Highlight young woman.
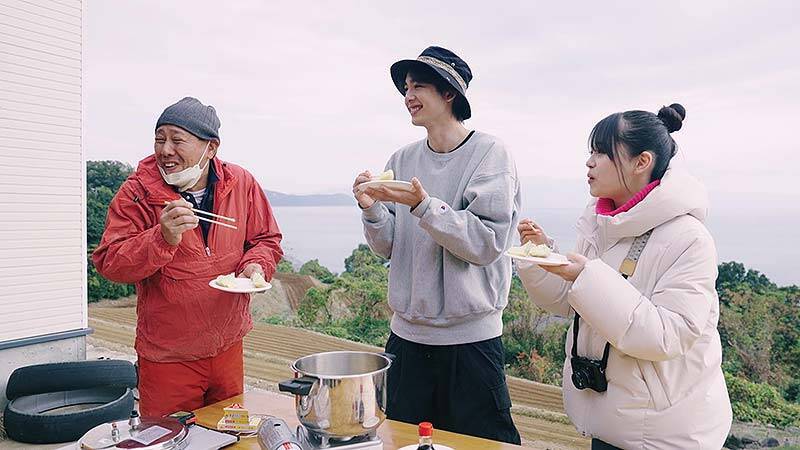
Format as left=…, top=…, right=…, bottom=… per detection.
left=517, top=104, right=732, bottom=449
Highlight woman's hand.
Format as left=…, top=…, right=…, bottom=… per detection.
left=517, top=218, right=549, bottom=245
left=540, top=253, right=589, bottom=282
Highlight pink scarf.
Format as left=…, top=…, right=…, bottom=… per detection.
left=596, top=180, right=661, bottom=217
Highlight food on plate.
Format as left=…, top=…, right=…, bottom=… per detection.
left=508, top=241, right=552, bottom=258
left=251, top=272, right=268, bottom=288
left=215, top=273, right=237, bottom=288
left=373, top=169, right=394, bottom=181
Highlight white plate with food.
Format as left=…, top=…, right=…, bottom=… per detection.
left=356, top=180, right=413, bottom=192
left=356, top=169, right=414, bottom=192
left=505, top=241, right=570, bottom=266
left=209, top=273, right=272, bottom=294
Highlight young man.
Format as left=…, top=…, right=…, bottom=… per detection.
left=352, top=46, right=521, bottom=444
left=93, top=97, right=283, bottom=417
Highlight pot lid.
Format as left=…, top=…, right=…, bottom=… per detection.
left=79, top=417, right=188, bottom=450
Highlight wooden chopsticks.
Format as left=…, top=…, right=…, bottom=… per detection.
left=164, top=201, right=238, bottom=230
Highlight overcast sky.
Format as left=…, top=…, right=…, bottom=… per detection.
left=85, top=1, right=799, bottom=205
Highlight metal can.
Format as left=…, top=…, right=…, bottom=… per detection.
left=257, top=416, right=303, bottom=450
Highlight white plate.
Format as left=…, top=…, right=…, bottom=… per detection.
left=505, top=250, right=570, bottom=266
left=208, top=277, right=272, bottom=294
left=356, top=180, right=414, bottom=192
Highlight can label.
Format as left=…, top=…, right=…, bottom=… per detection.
left=257, top=416, right=303, bottom=450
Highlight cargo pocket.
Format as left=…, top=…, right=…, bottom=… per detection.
left=467, top=338, right=511, bottom=412
left=489, top=380, right=521, bottom=444
left=490, top=382, right=512, bottom=411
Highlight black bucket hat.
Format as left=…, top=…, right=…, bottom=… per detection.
left=390, top=46, right=473, bottom=120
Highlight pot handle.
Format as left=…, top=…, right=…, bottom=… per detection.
left=278, top=376, right=316, bottom=396
left=379, top=352, right=396, bottom=361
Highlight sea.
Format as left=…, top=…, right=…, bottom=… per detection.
left=273, top=205, right=799, bottom=287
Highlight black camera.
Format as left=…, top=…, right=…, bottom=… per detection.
left=570, top=355, right=608, bottom=392
left=570, top=313, right=610, bottom=393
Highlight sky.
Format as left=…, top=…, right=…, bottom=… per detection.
left=85, top=1, right=799, bottom=207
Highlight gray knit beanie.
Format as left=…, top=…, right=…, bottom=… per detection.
left=155, top=97, right=220, bottom=140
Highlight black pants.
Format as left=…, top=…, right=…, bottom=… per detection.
left=592, top=439, right=623, bottom=449
left=385, top=332, right=521, bottom=445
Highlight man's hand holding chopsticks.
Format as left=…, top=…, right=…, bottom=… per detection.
left=160, top=198, right=198, bottom=245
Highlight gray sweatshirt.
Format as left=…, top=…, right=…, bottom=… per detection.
left=362, top=131, right=521, bottom=345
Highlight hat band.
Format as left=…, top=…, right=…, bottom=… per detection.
left=417, top=56, right=467, bottom=92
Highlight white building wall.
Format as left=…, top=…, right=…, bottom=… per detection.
left=0, top=0, right=87, bottom=343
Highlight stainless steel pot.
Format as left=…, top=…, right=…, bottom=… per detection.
left=278, top=351, right=393, bottom=440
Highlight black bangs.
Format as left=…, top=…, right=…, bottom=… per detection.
left=587, top=112, right=622, bottom=160
left=406, top=66, right=444, bottom=90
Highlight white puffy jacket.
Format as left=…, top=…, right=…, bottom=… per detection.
left=518, top=169, right=732, bottom=449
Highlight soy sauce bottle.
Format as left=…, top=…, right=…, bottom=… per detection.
left=417, top=422, right=435, bottom=449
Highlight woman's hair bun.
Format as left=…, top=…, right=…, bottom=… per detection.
left=657, top=103, right=686, bottom=133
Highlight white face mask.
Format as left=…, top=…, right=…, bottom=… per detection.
left=158, top=141, right=210, bottom=192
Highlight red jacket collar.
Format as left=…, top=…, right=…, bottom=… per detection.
left=133, top=155, right=236, bottom=204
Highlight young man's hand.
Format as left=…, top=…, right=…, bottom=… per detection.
left=365, top=177, right=428, bottom=210
left=353, top=171, right=376, bottom=209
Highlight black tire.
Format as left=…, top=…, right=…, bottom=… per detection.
left=3, top=386, right=135, bottom=444
left=5, top=360, right=137, bottom=400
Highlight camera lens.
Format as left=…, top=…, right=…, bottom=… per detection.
left=572, top=370, right=589, bottom=390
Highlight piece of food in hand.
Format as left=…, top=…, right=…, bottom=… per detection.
left=508, top=241, right=552, bottom=258
left=372, top=169, right=394, bottom=181
left=215, top=273, right=237, bottom=288
left=251, top=272, right=268, bottom=288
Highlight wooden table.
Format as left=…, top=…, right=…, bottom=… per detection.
left=194, top=389, right=533, bottom=449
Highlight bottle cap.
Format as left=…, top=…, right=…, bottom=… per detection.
left=419, top=422, right=433, bottom=437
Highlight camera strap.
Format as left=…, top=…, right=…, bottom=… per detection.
left=571, top=230, right=654, bottom=367
left=619, top=230, right=653, bottom=279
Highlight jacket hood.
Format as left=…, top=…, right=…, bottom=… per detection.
left=578, top=168, right=709, bottom=245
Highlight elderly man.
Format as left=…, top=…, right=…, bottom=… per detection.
left=93, top=97, right=283, bottom=417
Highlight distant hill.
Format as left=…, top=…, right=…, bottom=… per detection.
left=265, top=190, right=354, bottom=207
left=264, top=179, right=583, bottom=209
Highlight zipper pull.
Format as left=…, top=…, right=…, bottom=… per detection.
left=205, top=246, right=211, bottom=257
